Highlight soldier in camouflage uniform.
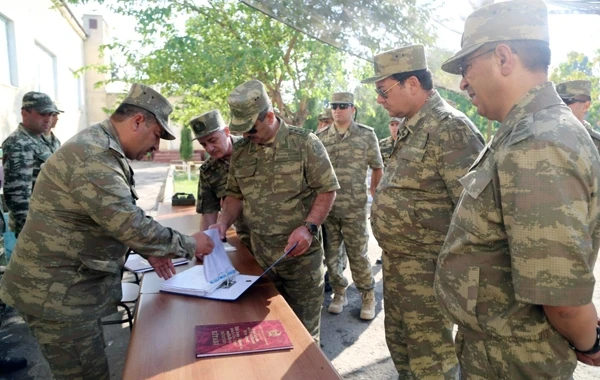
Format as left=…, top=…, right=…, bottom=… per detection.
left=211, top=80, right=339, bottom=343
left=42, top=104, right=63, bottom=152
left=362, top=44, right=484, bottom=379
left=0, top=84, right=215, bottom=380
left=435, top=1, right=600, bottom=378
left=379, top=117, right=402, bottom=166
left=556, top=79, right=600, bottom=151
left=2, top=92, right=59, bottom=237
left=316, top=108, right=333, bottom=133
left=316, top=92, right=382, bottom=320
left=191, top=109, right=251, bottom=249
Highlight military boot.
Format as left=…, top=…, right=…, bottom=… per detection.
left=328, top=287, right=348, bottom=314
left=360, top=289, right=376, bottom=320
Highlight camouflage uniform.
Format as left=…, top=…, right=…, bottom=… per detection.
left=436, top=2, right=600, bottom=379
left=0, top=84, right=193, bottom=380
left=227, top=80, right=339, bottom=342
left=379, top=135, right=395, bottom=166
left=556, top=80, right=600, bottom=152
left=42, top=131, right=61, bottom=152
left=316, top=95, right=382, bottom=305
left=191, top=111, right=251, bottom=248
left=363, top=45, right=484, bottom=379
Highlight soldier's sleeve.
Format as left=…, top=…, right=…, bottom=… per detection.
left=499, top=139, right=596, bottom=306
left=437, top=118, right=484, bottom=204
left=225, top=151, right=243, bottom=199
left=196, top=167, right=221, bottom=214
left=2, top=139, right=34, bottom=235
left=69, top=154, right=196, bottom=259
left=305, top=134, right=340, bottom=193
left=366, top=131, right=384, bottom=169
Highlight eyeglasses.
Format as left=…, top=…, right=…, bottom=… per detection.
left=375, top=81, right=401, bottom=99
left=459, top=47, right=497, bottom=78
left=331, top=103, right=352, bottom=110
left=562, top=97, right=587, bottom=105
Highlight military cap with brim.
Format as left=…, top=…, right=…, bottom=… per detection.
left=189, top=109, right=226, bottom=140
left=361, top=44, right=428, bottom=83
left=556, top=80, right=592, bottom=99
left=121, top=83, right=176, bottom=140
left=389, top=117, right=403, bottom=123
left=52, top=102, right=64, bottom=114
left=441, top=0, right=549, bottom=75
left=318, top=108, right=333, bottom=121
left=330, top=92, right=354, bottom=104
left=21, top=92, right=62, bottom=114
left=228, top=80, right=272, bottom=134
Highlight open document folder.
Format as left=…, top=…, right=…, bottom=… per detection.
left=160, top=229, right=297, bottom=301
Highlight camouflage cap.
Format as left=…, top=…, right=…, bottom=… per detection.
left=227, top=80, right=272, bottom=133
left=361, top=45, right=428, bottom=83
left=52, top=102, right=64, bottom=114
left=189, top=109, right=226, bottom=140
left=318, top=108, right=333, bottom=121
left=442, top=0, right=549, bottom=75
left=330, top=92, right=354, bottom=104
left=556, top=80, right=592, bottom=100
left=121, top=83, right=176, bottom=140
left=21, top=92, right=61, bottom=114
left=389, top=117, right=403, bottom=124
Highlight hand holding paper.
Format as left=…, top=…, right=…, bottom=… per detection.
left=192, top=231, right=214, bottom=260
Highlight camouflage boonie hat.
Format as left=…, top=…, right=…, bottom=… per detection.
left=189, top=110, right=226, bottom=140
left=318, top=108, right=333, bottom=121
left=121, top=83, right=176, bottom=140
left=330, top=92, right=354, bottom=104
left=21, top=92, right=62, bottom=114
left=361, top=45, right=428, bottom=83
left=227, top=80, right=272, bottom=133
left=557, top=80, right=592, bottom=100
left=389, top=117, right=402, bottom=124
left=442, top=0, right=549, bottom=75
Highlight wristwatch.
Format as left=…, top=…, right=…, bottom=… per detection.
left=303, top=221, right=319, bottom=237
left=570, top=326, right=600, bottom=355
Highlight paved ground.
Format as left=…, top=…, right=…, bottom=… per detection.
left=1, top=161, right=600, bottom=379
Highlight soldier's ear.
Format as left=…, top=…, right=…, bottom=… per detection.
left=224, top=127, right=230, bottom=137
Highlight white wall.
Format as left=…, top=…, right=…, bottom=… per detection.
left=0, top=0, right=87, bottom=144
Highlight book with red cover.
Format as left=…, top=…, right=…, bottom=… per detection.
left=195, top=320, right=293, bottom=358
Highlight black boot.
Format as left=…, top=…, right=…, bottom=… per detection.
left=0, top=356, right=27, bottom=374
left=324, top=272, right=332, bottom=293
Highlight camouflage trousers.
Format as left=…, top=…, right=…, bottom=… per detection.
left=383, top=253, right=459, bottom=379
left=234, top=213, right=252, bottom=252
left=251, top=231, right=325, bottom=343
left=22, top=314, right=109, bottom=380
left=323, top=213, right=374, bottom=291
left=455, top=328, right=577, bottom=379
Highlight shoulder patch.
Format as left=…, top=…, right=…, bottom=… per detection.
left=288, top=125, right=311, bottom=137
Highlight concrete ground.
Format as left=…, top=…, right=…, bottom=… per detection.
left=1, top=161, right=600, bottom=379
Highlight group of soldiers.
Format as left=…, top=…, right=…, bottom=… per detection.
left=0, top=0, right=600, bottom=379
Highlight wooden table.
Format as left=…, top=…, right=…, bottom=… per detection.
left=122, top=204, right=341, bottom=380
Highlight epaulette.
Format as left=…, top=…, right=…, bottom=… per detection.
left=288, top=125, right=311, bottom=137
left=315, top=125, right=332, bottom=135
left=355, top=123, right=374, bottom=131
left=200, top=160, right=211, bottom=173
left=431, top=100, right=459, bottom=122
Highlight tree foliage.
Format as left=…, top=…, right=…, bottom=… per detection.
left=179, top=126, right=193, bottom=161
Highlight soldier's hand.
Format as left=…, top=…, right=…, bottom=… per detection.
left=193, top=231, right=214, bottom=260
left=208, top=222, right=228, bottom=240
left=147, top=256, right=176, bottom=279
left=576, top=351, right=600, bottom=366
left=285, top=226, right=312, bottom=257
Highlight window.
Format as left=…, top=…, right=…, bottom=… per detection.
left=34, top=43, right=57, bottom=98
left=67, top=69, right=85, bottom=111
left=0, top=14, right=16, bottom=86
left=89, top=18, right=97, bottom=29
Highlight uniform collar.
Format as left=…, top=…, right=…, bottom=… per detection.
left=403, top=90, right=441, bottom=135
left=17, top=123, right=44, bottom=145
left=99, top=119, right=127, bottom=158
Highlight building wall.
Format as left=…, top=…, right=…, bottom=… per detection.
left=0, top=0, right=88, bottom=144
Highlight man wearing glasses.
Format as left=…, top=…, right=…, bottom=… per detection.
left=361, top=44, right=484, bottom=378
left=211, top=80, right=339, bottom=343
left=557, top=79, right=600, bottom=151
left=435, top=0, right=600, bottom=377
left=316, top=92, right=382, bottom=320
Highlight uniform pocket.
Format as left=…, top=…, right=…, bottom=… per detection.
left=398, top=145, right=426, bottom=163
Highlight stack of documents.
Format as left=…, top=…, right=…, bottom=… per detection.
left=124, top=254, right=188, bottom=273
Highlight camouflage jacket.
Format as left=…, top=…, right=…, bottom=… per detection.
left=0, top=120, right=196, bottom=322
left=2, top=124, right=55, bottom=236
left=435, top=82, right=600, bottom=342
left=226, top=119, right=339, bottom=237
left=379, top=135, right=395, bottom=167
left=196, top=135, right=242, bottom=214
left=42, top=131, right=61, bottom=153
left=316, top=121, right=382, bottom=216
left=582, top=120, right=600, bottom=152
left=371, top=91, right=484, bottom=258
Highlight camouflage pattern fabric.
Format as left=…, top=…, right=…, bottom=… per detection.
left=197, top=135, right=251, bottom=248
left=379, top=135, right=395, bottom=167
left=316, top=121, right=382, bottom=291
left=251, top=231, right=325, bottom=343
left=330, top=92, right=354, bottom=104
left=226, top=119, right=339, bottom=340
left=121, top=83, right=176, bottom=140
left=42, top=131, right=61, bottom=153
left=583, top=120, right=600, bottom=152
left=22, top=314, right=109, bottom=380
left=435, top=82, right=600, bottom=379
left=2, top=123, right=55, bottom=236
left=371, top=91, right=484, bottom=377
left=556, top=79, right=592, bottom=99
left=228, top=80, right=272, bottom=134
left=0, top=119, right=196, bottom=323
left=361, top=44, right=428, bottom=83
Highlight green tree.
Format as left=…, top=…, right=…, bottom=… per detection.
left=179, top=126, right=193, bottom=162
